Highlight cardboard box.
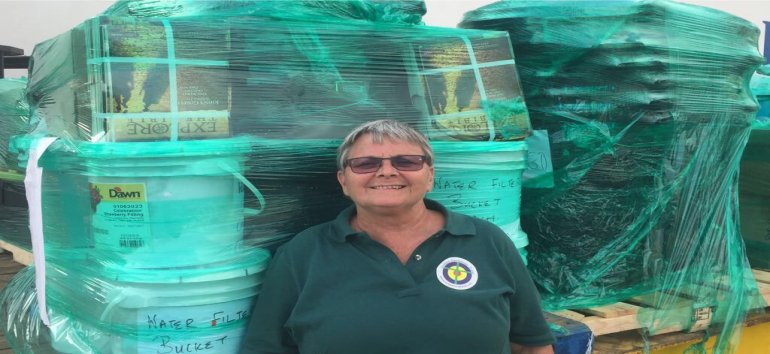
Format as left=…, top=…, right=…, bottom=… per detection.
left=412, top=34, right=532, bottom=141
left=31, top=16, right=528, bottom=142
left=28, top=16, right=231, bottom=142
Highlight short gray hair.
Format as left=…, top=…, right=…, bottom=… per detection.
left=337, top=120, right=434, bottom=170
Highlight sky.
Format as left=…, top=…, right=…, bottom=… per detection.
left=0, top=0, right=767, bottom=78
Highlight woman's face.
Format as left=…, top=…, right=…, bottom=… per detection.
left=337, top=134, right=434, bottom=214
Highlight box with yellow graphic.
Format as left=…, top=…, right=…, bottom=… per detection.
left=27, top=16, right=231, bottom=142
left=413, top=34, right=531, bottom=141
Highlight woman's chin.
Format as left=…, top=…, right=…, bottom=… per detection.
left=358, top=198, right=423, bottom=211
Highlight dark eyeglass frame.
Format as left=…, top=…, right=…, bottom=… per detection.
left=344, top=155, right=428, bottom=174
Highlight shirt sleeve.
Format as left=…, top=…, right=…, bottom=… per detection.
left=240, top=248, right=300, bottom=354
left=500, top=230, right=556, bottom=346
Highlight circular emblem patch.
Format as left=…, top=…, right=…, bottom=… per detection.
left=436, top=257, right=478, bottom=290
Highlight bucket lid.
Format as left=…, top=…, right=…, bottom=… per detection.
left=38, top=137, right=255, bottom=172
left=432, top=140, right=527, bottom=153
left=75, top=136, right=255, bottom=159
left=432, top=141, right=528, bottom=170
left=95, top=248, right=271, bottom=284
left=250, top=137, right=341, bottom=149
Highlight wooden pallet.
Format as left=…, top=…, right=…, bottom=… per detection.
left=588, top=271, right=770, bottom=353
left=550, top=295, right=711, bottom=337
left=549, top=269, right=770, bottom=338
left=0, top=240, right=32, bottom=266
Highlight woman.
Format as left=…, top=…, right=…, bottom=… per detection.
left=240, top=120, right=555, bottom=354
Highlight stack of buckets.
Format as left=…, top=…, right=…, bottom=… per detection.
left=39, top=137, right=271, bottom=353
left=410, top=32, right=533, bottom=263
left=427, top=141, right=530, bottom=263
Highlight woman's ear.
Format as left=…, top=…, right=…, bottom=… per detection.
left=337, top=170, right=349, bottom=196
left=427, top=166, right=435, bottom=192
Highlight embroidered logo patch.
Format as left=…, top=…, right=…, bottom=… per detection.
left=436, top=257, right=478, bottom=290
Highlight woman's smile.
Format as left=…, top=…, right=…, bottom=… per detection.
left=369, top=184, right=406, bottom=190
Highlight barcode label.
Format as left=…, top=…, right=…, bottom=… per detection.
left=120, top=236, right=145, bottom=248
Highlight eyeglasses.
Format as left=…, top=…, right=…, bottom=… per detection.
left=344, top=155, right=428, bottom=174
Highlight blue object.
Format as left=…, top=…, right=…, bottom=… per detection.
left=545, top=312, right=594, bottom=354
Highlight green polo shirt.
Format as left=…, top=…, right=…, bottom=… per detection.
left=240, top=199, right=554, bottom=354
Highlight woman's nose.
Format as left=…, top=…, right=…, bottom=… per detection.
left=377, top=159, right=398, bottom=175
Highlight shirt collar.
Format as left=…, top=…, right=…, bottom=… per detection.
left=330, top=199, right=477, bottom=243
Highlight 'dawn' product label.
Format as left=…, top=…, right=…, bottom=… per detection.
left=90, top=183, right=151, bottom=250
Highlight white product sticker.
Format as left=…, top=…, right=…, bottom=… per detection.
left=90, top=183, right=152, bottom=250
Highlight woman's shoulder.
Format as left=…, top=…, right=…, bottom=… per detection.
left=427, top=199, right=505, bottom=234
left=272, top=220, right=340, bottom=258
left=442, top=206, right=507, bottom=235
left=443, top=209, right=519, bottom=250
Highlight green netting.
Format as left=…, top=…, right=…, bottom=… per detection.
left=7, top=1, right=539, bottom=352
left=461, top=0, right=766, bottom=352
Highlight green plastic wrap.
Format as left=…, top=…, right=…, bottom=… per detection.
left=427, top=141, right=529, bottom=261
left=0, top=78, right=31, bottom=252
left=101, top=0, right=427, bottom=25
left=741, top=69, right=770, bottom=271
left=0, top=78, right=29, bottom=171
left=26, top=14, right=530, bottom=142
left=22, top=2, right=534, bottom=244
left=740, top=129, right=770, bottom=270
left=460, top=0, right=766, bottom=349
left=750, top=68, right=770, bottom=128
left=43, top=249, right=271, bottom=354
left=0, top=267, right=56, bottom=354
left=0, top=179, right=30, bottom=251
left=0, top=256, right=272, bottom=354
left=29, top=136, right=275, bottom=353
left=14, top=1, right=538, bottom=352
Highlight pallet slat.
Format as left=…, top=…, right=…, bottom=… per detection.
left=550, top=310, right=586, bottom=321
left=579, top=302, right=641, bottom=318
left=752, top=269, right=770, bottom=285
left=0, top=240, right=32, bottom=266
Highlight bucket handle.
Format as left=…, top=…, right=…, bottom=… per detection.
left=219, top=161, right=266, bottom=216
left=99, top=290, right=129, bottom=323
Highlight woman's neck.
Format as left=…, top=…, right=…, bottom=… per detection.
left=351, top=203, right=444, bottom=264
left=353, top=203, right=430, bottom=234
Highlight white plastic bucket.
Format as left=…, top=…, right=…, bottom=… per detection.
left=428, top=141, right=529, bottom=263
left=105, top=262, right=267, bottom=354
left=82, top=138, right=263, bottom=268
left=48, top=250, right=270, bottom=354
